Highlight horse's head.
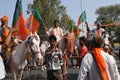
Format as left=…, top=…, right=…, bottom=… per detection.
left=62, top=33, right=76, bottom=56
left=26, top=33, right=43, bottom=66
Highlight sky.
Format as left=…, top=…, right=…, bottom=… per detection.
left=0, top=0, right=120, bottom=29
left=61, top=0, right=120, bottom=26
left=0, top=0, right=33, bottom=27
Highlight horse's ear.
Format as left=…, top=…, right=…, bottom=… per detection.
left=34, top=32, right=38, bottom=36
left=33, top=32, right=40, bottom=42
left=29, top=32, right=33, bottom=36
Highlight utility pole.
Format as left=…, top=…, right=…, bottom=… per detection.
left=80, top=0, right=84, bottom=36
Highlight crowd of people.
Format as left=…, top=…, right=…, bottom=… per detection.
left=43, top=19, right=120, bottom=80
left=0, top=15, right=119, bottom=80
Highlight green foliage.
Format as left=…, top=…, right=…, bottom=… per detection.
left=95, top=4, right=120, bottom=22
left=60, top=14, right=74, bottom=31
left=34, top=0, right=73, bottom=31
left=95, top=4, right=120, bottom=42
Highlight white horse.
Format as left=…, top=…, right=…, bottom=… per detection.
left=10, top=33, right=43, bottom=80
left=40, top=41, right=50, bottom=56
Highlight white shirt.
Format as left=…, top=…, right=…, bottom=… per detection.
left=92, top=28, right=105, bottom=37
left=77, top=50, right=120, bottom=80
left=48, top=27, right=63, bottom=42
left=44, top=48, right=63, bottom=70
left=0, top=45, right=6, bottom=79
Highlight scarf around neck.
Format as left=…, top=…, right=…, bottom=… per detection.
left=93, top=48, right=109, bottom=80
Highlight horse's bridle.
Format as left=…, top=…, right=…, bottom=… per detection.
left=25, top=36, right=40, bottom=56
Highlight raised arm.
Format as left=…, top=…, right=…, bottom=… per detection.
left=85, top=22, right=90, bottom=32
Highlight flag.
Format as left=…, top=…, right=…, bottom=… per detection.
left=12, top=0, right=29, bottom=40
left=25, top=7, right=42, bottom=33
left=77, top=11, right=86, bottom=27
left=25, top=15, right=33, bottom=32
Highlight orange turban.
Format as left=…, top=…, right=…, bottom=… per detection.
left=0, top=15, right=8, bottom=22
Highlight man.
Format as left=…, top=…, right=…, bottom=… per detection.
left=92, top=23, right=105, bottom=37
left=71, top=36, right=88, bottom=68
left=85, top=22, right=95, bottom=51
left=85, top=22, right=105, bottom=51
left=48, top=20, right=63, bottom=42
left=0, top=15, right=13, bottom=62
left=0, top=27, right=18, bottom=79
left=43, top=35, right=64, bottom=80
left=77, top=37, right=120, bottom=80
left=0, top=15, right=9, bottom=41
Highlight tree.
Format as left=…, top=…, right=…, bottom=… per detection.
left=95, top=4, right=120, bottom=42
left=95, top=4, right=120, bottom=22
left=27, top=0, right=74, bottom=41
left=60, top=14, right=74, bottom=32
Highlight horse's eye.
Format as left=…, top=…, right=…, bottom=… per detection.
left=28, top=41, right=33, bottom=46
left=27, top=38, right=32, bottom=44
left=28, top=37, right=32, bottom=40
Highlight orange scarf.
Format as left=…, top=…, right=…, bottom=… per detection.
left=93, top=48, right=109, bottom=80
left=97, top=29, right=101, bottom=37
left=51, top=27, right=62, bottom=37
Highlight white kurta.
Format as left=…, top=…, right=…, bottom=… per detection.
left=92, top=28, right=105, bottom=37
left=77, top=50, right=120, bottom=80
left=48, top=27, right=63, bottom=42
left=0, top=55, right=6, bottom=79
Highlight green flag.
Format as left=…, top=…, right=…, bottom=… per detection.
left=25, top=7, right=43, bottom=33
left=77, top=11, right=86, bottom=26
left=12, top=0, right=29, bottom=40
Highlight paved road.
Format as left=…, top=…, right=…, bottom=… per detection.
left=4, top=66, right=79, bottom=80
left=4, top=60, right=120, bottom=80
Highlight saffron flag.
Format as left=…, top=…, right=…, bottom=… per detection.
left=77, top=11, right=86, bottom=27
left=25, top=7, right=42, bottom=33
left=12, top=0, right=29, bottom=40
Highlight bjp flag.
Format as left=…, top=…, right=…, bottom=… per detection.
left=77, top=11, right=86, bottom=27
left=25, top=7, right=42, bottom=34
left=12, top=0, right=29, bottom=40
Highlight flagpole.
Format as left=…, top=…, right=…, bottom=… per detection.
left=41, top=19, right=47, bottom=30
left=80, top=0, right=83, bottom=13
left=80, top=0, right=84, bottom=34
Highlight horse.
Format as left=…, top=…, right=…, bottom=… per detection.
left=58, top=32, right=76, bottom=79
left=9, top=33, right=43, bottom=80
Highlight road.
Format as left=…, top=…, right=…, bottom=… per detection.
left=4, top=59, right=120, bottom=80
left=4, top=66, right=79, bottom=80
